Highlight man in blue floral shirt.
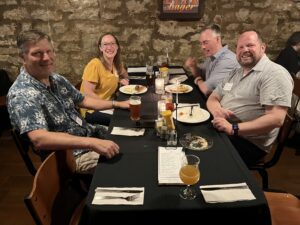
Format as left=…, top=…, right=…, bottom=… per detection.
left=7, top=30, right=129, bottom=174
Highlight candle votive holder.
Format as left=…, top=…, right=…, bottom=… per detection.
left=155, top=77, right=165, bottom=94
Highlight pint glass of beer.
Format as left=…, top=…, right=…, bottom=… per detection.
left=129, top=96, right=141, bottom=121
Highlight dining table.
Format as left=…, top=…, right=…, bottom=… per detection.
left=79, top=66, right=271, bottom=225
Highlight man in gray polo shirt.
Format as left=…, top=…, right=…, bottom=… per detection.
left=207, top=30, right=293, bottom=166
left=185, top=24, right=239, bottom=96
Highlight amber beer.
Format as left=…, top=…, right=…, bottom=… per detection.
left=179, top=165, right=200, bottom=185
left=129, top=96, right=141, bottom=121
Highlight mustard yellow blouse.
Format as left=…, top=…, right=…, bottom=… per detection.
left=80, top=58, right=119, bottom=116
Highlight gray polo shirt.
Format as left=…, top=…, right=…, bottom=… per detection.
left=214, top=54, right=293, bottom=152
left=201, top=45, right=239, bottom=91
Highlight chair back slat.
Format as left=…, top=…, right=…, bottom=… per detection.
left=265, top=114, right=294, bottom=168
left=293, top=77, right=300, bottom=98
left=277, top=113, right=294, bottom=145
left=24, top=150, right=83, bottom=225
left=249, top=113, right=294, bottom=189
left=11, top=129, right=37, bottom=176
left=292, top=77, right=300, bottom=115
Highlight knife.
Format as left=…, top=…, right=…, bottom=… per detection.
left=200, top=183, right=248, bottom=191
left=176, top=104, right=199, bottom=109
left=95, top=188, right=143, bottom=193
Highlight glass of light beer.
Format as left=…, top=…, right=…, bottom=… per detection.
left=129, top=96, right=141, bottom=121
left=179, top=154, right=200, bottom=200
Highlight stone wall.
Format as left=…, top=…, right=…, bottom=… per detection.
left=0, top=0, right=299, bottom=84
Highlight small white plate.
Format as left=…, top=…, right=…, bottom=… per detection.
left=119, top=85, right=147, bottom=95
left=173, top=106, right=210, bottom=123
left=165, top=84, right=193, bottom=94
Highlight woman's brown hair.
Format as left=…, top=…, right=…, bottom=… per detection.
left=98, top=33, right=123, bottom=75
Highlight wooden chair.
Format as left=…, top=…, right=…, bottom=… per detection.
left=265, top=191, right=300, bottom=225
left=0, top=69, right=12, bottom=134
left=249, top=113, right=294, bottom=190
left=24, top=150, right=86, bottom=225
left=11, top=129, right=39, bottom=176
left=291, top=77, right=300, bottom=122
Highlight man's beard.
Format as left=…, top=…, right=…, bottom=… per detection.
left=238, top=53, right=257, bottom=69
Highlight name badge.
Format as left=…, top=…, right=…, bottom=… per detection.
left=75, top=116, right=83, bottom=126
left=223, top=82, right=233, bottom=91
left=70, top=114, right=83, bottom=126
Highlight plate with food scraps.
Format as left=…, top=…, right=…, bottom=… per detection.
left=119, top=85, right=147, bottom=95
left=173, top=106, right=210, bottom=123
left=179, top=133, right=213, bottom=151
left=165, top=84, right=193, bottom=94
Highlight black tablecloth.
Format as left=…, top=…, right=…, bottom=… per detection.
left=79, top=70, right=271, bottom=225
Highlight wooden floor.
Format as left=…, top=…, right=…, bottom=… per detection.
left=0, top=129, right=299, bottom=225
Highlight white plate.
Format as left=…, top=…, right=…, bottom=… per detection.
left=173, top=106, right=210, bottom=123
left=119, top=85, right=147, bottom=95
left=165, top=84, right=193, bottom=94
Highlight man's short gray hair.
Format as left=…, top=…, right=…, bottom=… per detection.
left=17, top=30, right=52, bottom=55
left=201, top=24, right=221, bottom=37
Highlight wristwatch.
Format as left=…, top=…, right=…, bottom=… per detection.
left=232, top=123, right=239, bottom=136
left=112, top=100, right=116, bottom=108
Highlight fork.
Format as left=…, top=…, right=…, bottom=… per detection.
left=98, top=193, right=140, bottom=201
left=189, top=105, right=194, bottom=117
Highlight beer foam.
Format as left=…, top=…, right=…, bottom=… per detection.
left=130, top=99, right=141, bottom=105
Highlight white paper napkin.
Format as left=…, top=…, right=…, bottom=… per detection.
left=200, top=182, right=256, bottom=203
left=111, top=127, right=145, bottom=136
left=99, top=109, right=114, bottom=115
left=92, top=187, right=144, bottom=205
left=158, top=147, right=185, bottom=185
left=169, top=75, right=188, bottom=84
left=168, top=68, right=186, bottom=75
left=128, top=67, right=147, bottom=73
left=128, top=76, right=146, bottom=80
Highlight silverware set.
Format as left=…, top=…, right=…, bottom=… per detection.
left=95, top=189, right=143, bottom=201
left=97, top=193, right=140, bottom=201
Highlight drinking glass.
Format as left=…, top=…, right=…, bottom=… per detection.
left=146, top=64, right=154, bottom=87
left=155, top=77, right=165, bottom=94
left=129, top=96, right=141, bottom=121
left=157, top=99, right=166, bottom=119
left=167, top=130, right=177, bottom=149
left=179, top=154, right=200, bottom=200
left=162, top=92, right=174, bottom=111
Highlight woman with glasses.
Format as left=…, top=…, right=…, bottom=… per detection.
left=80, top=33, right=129, bottom=126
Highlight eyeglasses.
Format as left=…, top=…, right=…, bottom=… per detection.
left=101, top=42, right=117, bottom=48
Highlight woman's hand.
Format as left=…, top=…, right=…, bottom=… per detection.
left=119, top=78, right=129, bottom=86
left=115, top=100, right=130, bottom=109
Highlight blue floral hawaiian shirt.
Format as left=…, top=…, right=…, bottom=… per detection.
left=7, top=67, right=107, bottom=144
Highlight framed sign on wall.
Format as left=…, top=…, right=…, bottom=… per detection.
left=159, top=0, right=205, bottom=20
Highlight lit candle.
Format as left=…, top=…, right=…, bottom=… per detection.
left=155, top=77, right=165, bottom=94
